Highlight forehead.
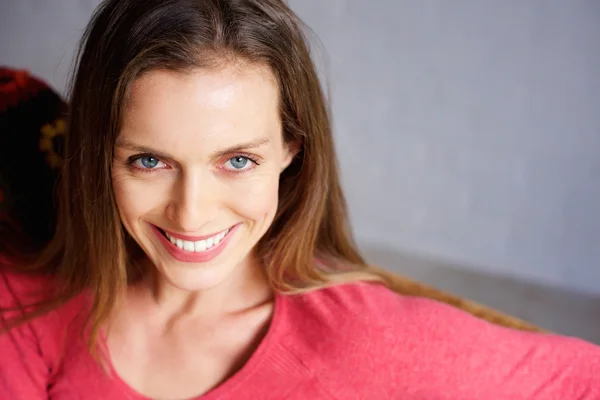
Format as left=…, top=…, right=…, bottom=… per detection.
left=120, top=63, right=281, bottom=149
left=128, top=61, right=278, bottom=104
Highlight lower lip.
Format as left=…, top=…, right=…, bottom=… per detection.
left=151, top=224, right=239, bottom=263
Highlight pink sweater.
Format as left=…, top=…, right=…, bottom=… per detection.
left=1, top=270, right=599, bottom=400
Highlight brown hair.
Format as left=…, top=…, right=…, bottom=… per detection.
left=2, top=0, right=391, bottom=349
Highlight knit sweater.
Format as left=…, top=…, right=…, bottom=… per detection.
left=1, top=270, right=599, bottom=399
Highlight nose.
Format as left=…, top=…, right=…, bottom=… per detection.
left=165, top=171, right=219, bottom=232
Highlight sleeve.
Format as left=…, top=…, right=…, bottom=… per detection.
left=0, top=271, right=50, bottom=399
left=385, top=293, right=600, bottom=399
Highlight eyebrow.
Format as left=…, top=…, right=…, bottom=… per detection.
left=114, top=136, right=272, bottom=160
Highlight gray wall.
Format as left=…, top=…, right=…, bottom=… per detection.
left=0, top=0, right=95, bottom=93
left=1, top=1, right=599, bottom=295
left=289, top=0, right=600, bottom=296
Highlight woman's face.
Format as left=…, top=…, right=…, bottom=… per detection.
left=112, top=63, right=294, bottom=291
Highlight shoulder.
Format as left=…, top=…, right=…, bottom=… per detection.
left=0, top=267, right=87, bottom=333
left=277, top=282, right=424, bottom=397
left=0, top=268, right=54, bottom=310
left=278, top=281, right=600, bottom=398
left=0, top=266, right=84, bottom=329
left=0, top=268, right=89, bottom=374
left=281, top=280, right=460, bottom=342
left=279, top=281, right=465, bottom=353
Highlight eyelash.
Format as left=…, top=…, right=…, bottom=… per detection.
left=126, top=153, right=261, bottom=175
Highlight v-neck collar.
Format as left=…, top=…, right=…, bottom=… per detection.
left=103, top=291, right=311, bottom=400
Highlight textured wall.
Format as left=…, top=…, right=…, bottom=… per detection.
left=1, top=0, right=599, bottom=295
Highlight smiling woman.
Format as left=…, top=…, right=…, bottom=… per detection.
left=1, top=1, right=599, bottom=399
left=111, top=66, right=292, bottom=294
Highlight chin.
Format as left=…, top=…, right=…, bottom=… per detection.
left=157, top=261, right=237, bottom=292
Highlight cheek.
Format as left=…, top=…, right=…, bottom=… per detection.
left=228, top=173, right=280, bottom=221
left=112, top=171, right=167, bottom=221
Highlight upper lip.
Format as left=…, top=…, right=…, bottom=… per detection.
left=155, top=224, right=233, bottom=241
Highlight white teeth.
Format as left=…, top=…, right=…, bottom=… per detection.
left=194, top=240, right=207, bottom=252
left=164, top=228, right=230, bottom=253
left=183, top=241, right=195, bottom=252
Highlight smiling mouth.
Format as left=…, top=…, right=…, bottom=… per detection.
left=156, top=226, right=232, bottom=253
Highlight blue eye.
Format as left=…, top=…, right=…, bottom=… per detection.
left=222, top=155, right=259, bottom=173
left=140, top=156, right=159, bottom=168
left=228, top=156, right=249, bottom=169
left=131, top=155, right=165, bottom=170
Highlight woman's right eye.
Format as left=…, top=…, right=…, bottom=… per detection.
left=131, top=155, right=167, bottom=171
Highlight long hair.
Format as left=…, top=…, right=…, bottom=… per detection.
left=2, top=0, right=391, bottom=349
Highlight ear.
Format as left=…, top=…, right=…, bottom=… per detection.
left=280, top=140, right=301, bottom=172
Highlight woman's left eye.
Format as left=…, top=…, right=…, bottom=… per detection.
left=224, top=156, right=256, bottom=172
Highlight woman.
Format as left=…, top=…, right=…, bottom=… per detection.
left=1, top=0, right=599, bottom=399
